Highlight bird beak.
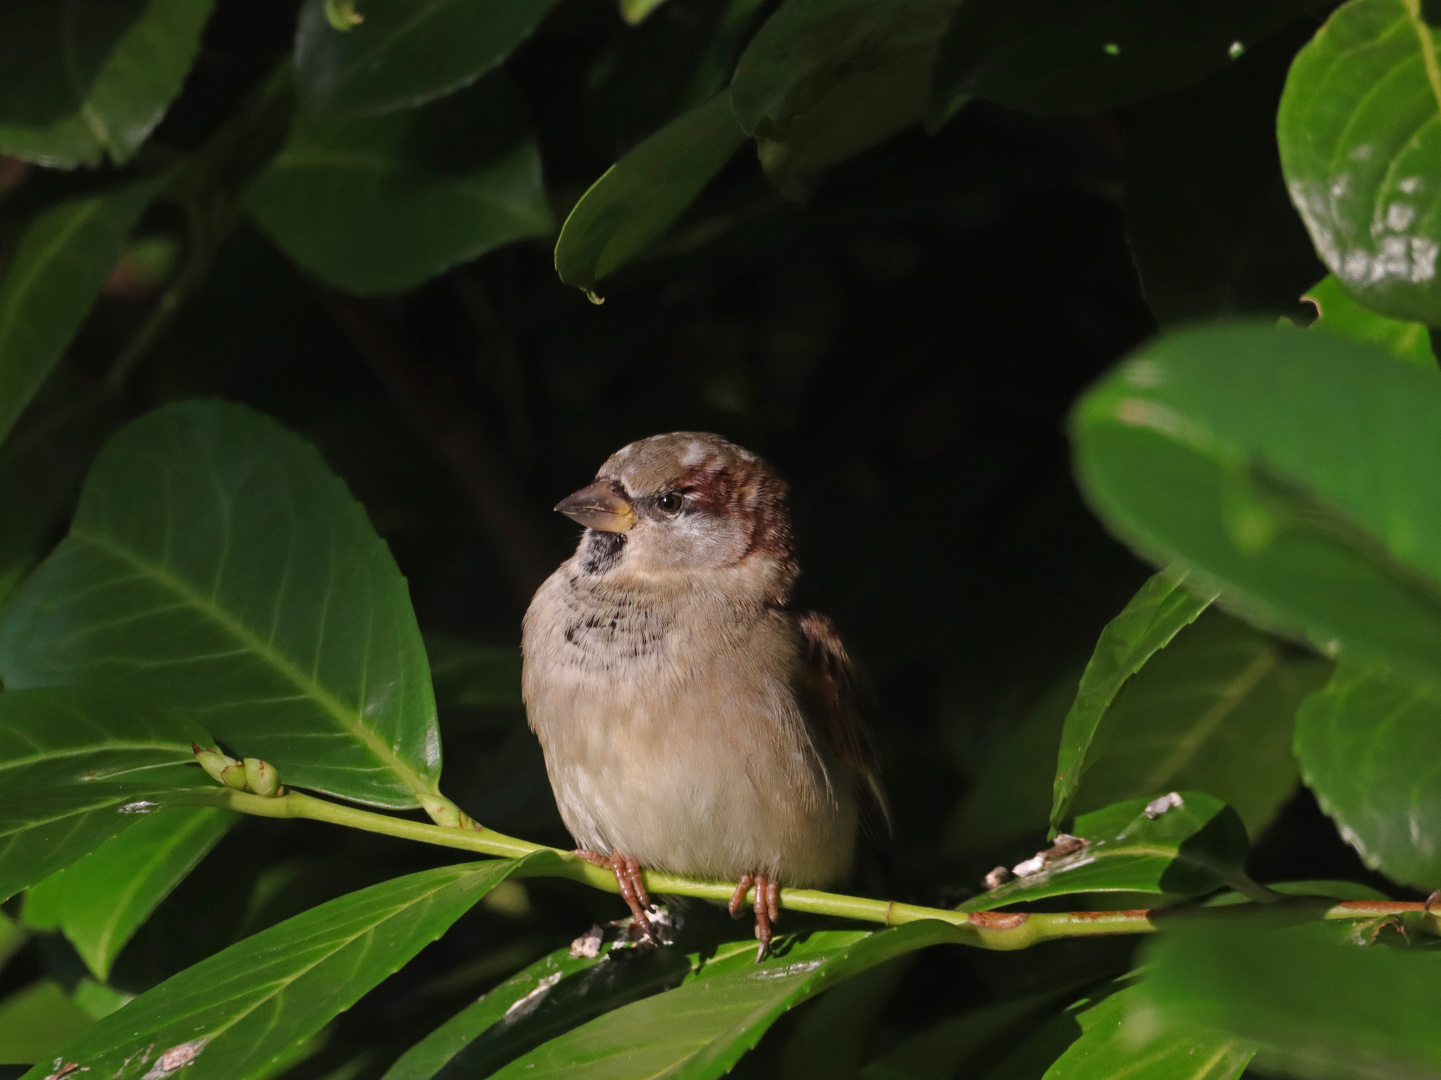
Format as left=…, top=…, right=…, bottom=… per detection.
left=554, top=481, right=637, bottom=533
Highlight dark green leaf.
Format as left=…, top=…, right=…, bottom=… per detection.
left=1137, top=917, right=1441, bottom=1080
left=780, top=960, right=908, bottom=1080
left=931, top=0, right=1315, bottom=118
left=294, top=0, right=560, bottom=117
left=23, top=806, right=236, bottom=981
left=19, top=858, right=553, bottom=1080
left=1123, top=23, right=1324, bottom=327
left=961, top=793, right=1250, bottom=911
left=248, top=74, right=551, bottom=296
left=1070, top=322, right=1441, bottom=688
left=730, top=0, right=953, bottom=197
left=1295, top=663, right=1441, bottom=890
left=1278, top=0, right=1441, bottom=326
left=489, top=924, right=970, bottom=1080
left=0, top=400, right=445, bottom=810
left=1305, top=275, right=1437, bottom=369
left=1045, top=984, right=1253, bottom=1080
left=0, top=0, right=214, bottom=168
left=1049, top=570, right=1215, bottom=833
left=0, top=980, right=93, bottom=1065
left=0, top=688, right=206, bottom=905
left=554, top=92, right=746, bottom=295
left=425, top=633, right=522, bottom=710
left=0, top=913, right=27, bottom=974
left=0, top=179, right=160, bottom=448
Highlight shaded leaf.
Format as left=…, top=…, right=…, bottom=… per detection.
left=931, top=0, right=1315, bottom=118
left=1136, top=917, right=1441, bottom=1080
left=0, top=179, right=161, bottom=448
left=248, top=74, right=552, bottom=295
left=0, top=400, right=444, bottom=809
left=18, top=858, right=554, bottom=1080
left=1049, top=570, right=1215, bottom=833
left=294, top=0, right=560, bottom=117
left=1295, top=663, right=1441, bottom=890
left=0, top=688, right=207, bottom=905
left=425, top=633, right=522, bottom=710
left=1278, top=0, right=1441, bottom=326
left=554, top=92, right=746, bottom=295
left=780, top=960, right=909, bottom=1079
left=961, top=793, right=1250, bottom=912
left=1045, top=984, right=1253, bottom=1080
left=23, top=805, right=236, bottom=981
left=1070, top=322, right=1441, bottom=688
left=0, top=980, right=93, bottom=1065
left=1305, top=275, right=1437, bottom=369
left=0, top=0, right=213, bottom=168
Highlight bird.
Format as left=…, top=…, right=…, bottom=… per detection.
left=521, top=432, right=889, bottom=956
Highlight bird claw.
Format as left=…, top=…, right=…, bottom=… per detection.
left=729, top=872, right=781, bottom=960
left=575, top=849, right=659, bottom=944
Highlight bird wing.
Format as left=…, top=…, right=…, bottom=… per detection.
left=792, top=609, right=892, bottom=868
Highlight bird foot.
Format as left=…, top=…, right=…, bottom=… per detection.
left=575, top=849, right=659, bottom=944
left=729, top=872, right=781, bottom=961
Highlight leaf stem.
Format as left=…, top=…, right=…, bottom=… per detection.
left=189, top=788, right=1441, bottom=949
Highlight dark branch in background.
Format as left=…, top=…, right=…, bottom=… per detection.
left=313, top=285, right=560, bottom=605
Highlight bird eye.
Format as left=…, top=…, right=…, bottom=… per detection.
left=657, top=491, right=684, bottom=514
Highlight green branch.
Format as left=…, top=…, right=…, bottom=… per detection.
left=188, top=788, right=1441, bottom=949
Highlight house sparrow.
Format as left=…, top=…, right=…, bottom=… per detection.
left=522, top=432, right=889, bottom=955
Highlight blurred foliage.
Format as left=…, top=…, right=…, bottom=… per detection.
left=1, top=0, right=1440, bottom=1078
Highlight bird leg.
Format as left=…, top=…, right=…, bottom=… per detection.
left=728, top=872, right=782, bottom=960
left=574, top=849, right=657, bottom=943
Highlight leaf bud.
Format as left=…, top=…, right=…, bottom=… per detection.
left=193, top=744, right=237, bottom=785
left=219, top=762, right=249, bottom=790
left=243, top=757, right=282, bottom=797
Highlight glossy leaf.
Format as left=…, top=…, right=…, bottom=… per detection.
left=961, top=793, right=1250, bottom=911
left=1295, top=663, right=1441, bottom=890
left=489, top=924, right=970, bottom=1080
left=1123, top=25, right=1324, bottom=327
left=384, top=939, right=690, bottom=1080
left=0, top=688, right=207, bottom=905
left=248, top=75, right=551, bottom=295
left=0, top=179, right=160, bottom=448
left=294, top=0, right=560, bottom=117
left=23, top=806, right=236, bottom=981
left=1305, top=275, right=1437, bottom=369
left=931, top=0, right=1315, bottom=118
left=1278, top=0, right=1441, bottom=325
left=1046, top=984, right=1253, bottom=1080
left=0, top=980, right=93, bottom=1065
left=1070, top=322, right=1441, bottom=688
left=17, top=858, right=551, bottom=1080
left=1136, top=917, right=1441, bottom=1080
left=0, top=400, right=444, bottom=809
left=0, top=0, right=214, bottom=168
left=554, top=92, right=746, bottom=295
left=1049, top=570, right=1214, bottom=832
left=730, top=0, right=953, bottom=198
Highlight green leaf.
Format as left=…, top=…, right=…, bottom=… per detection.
left=931, top=0, right=1315, bottom=118
left=383, top=939, right=690, bottom=1080
left=0, top=688, right=207, bottom=905
left=248, top=74, right=552, bottom=296
left=295, top=0, right=561, bottom=117
left=1072, top=610, right=1329, bottom=838
left=0, top=179, right=161, bottom=448
left=1295, top=663, right=1441, bottom=890
left=1045, top=984, right=1253, bottom=1080
left=1049, top=570, right=1215, bottom=833
left=488, top=924, right=970, bottom=1080
left=730, top=0, right=953, bottom=198
left=0, top=0, right=214, bottom=168
left=23, top=806, right=236, bottom=981
left=960, top=793, right=1250, bottom=912
left=1123, top=24, right=1324, bottom=327
left=17, top=858, right=549, bottom=1080
left=1136, top=917, right=1441, bottom=1080
left=1278, top=0, right=1441, bottom=326
left=780, top=960, right=909, bottom=1079
left=0, top=399, right=444, bottom=810
left=0, top=980, right=93, bottom=1065
left=425, top=633, right=521, bottom=710
left=1305, top=275, right=1437, bottom=369
left=1070, top=322, right=1441, bottom=688
left=619, top=0, right=670, bottom=23
left=554, top=92, right=746, bottom=296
